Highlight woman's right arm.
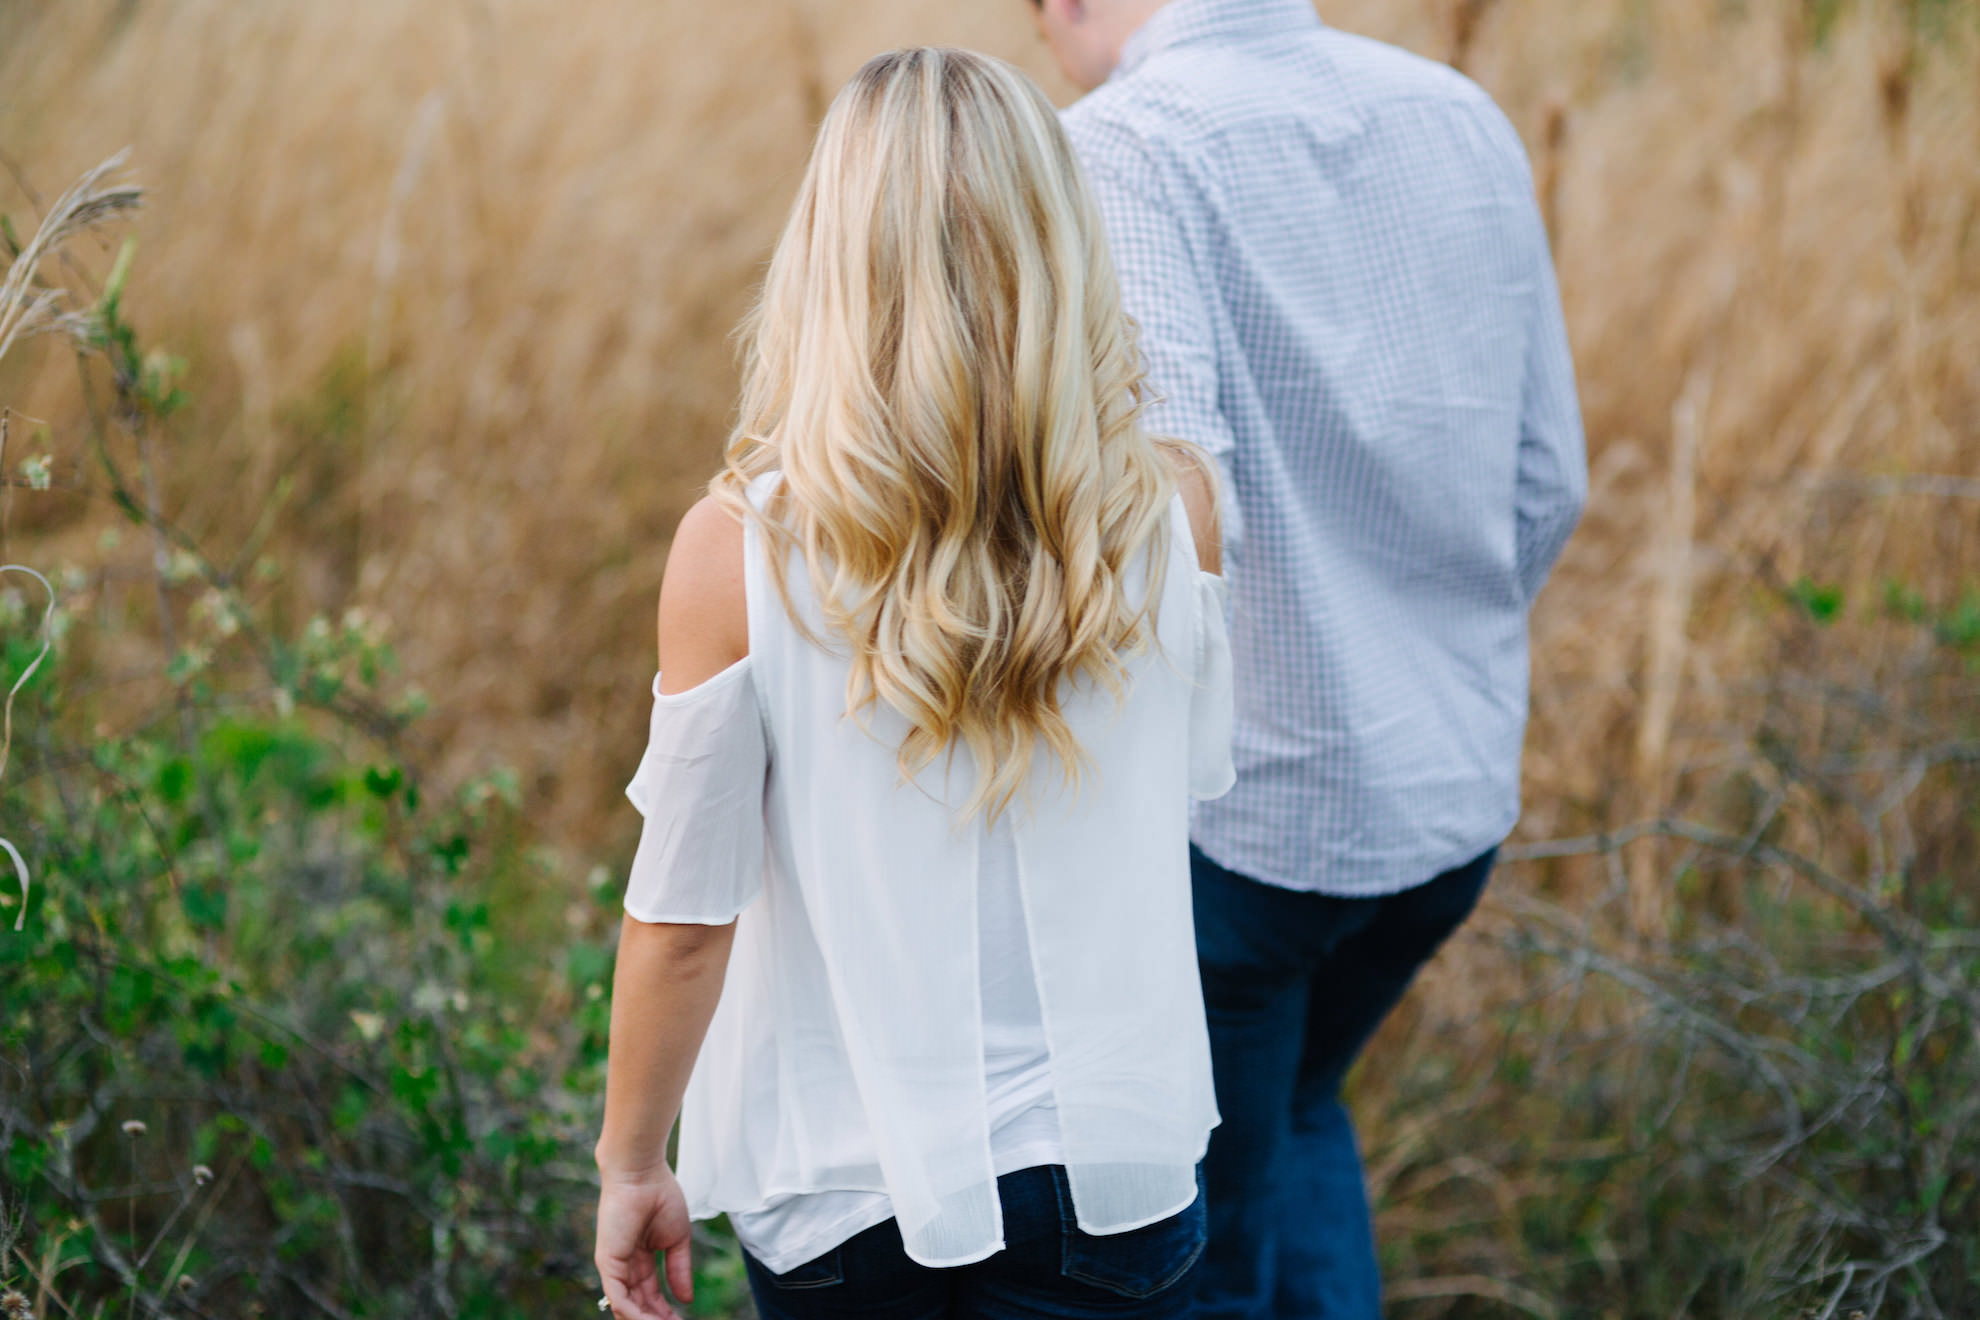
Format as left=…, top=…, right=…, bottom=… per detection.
left=594, top=917, right=736, bottom=1320
left=593, top=496, right=750, bottom=1320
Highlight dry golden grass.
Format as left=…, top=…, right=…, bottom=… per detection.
left=4, top=0, right=1978, bottom=1308
left=4, top=0, right=1975, bottom=987
left=4, top=0, right=1973, bottom=860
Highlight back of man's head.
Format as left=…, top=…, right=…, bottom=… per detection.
left=1027, top=0, right=1173, bottom=94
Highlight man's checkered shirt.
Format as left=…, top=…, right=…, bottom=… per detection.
left=1063, top=0, right=1588, bottom=896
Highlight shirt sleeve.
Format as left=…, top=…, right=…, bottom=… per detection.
left=1189, top=572, right=1237, bottom=801
left=1066, top=113, right=1247, bottom=567
left=1513, top=217, right=1588, bottom=604
left=622, top=661, right=768, bottom=924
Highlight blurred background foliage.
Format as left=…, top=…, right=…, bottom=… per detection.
left=1, top=0, right=1976, bottom=1316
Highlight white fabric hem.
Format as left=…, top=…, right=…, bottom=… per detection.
left=1189, top=769, right=1238, bottom=802
left=621, top=902, right=747, bottom=927
left=1071, top=1181, right=1199, bottom=1238
left=644, top=658, right=752, bottom=708
left=733, top=1197, right=895, bottom=1276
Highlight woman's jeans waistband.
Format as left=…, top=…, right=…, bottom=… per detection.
left=743, top=1164, right=1207, bottom=1319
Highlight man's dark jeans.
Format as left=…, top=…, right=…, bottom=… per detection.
left=744, top=1164, right=1207, bottom=1319
left=1190, top=844, right=1495, bottom=1320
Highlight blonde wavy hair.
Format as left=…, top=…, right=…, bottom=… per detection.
left=714, top=46, right=1192, bottom=821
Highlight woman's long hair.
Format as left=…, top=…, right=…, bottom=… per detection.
left=713, top=47, right=1185, bottom=822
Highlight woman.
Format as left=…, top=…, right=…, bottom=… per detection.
left=593, top=47, right=1233, bottom=1320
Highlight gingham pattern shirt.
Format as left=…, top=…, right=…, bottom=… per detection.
left=1064, top=0, right=1587, bottom=895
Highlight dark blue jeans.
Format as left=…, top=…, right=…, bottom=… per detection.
left=743, top=1165, right=1207, bottom=1319
left=1191, top=845, right=1495, bottom=1320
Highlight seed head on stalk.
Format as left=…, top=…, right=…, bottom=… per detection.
left=0, top=149, right=142, bottom=365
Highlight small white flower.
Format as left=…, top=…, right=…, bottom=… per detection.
left=193, top=588, right=240, bottom=638
left=120, top=1120, right=147, bottom=1137
left=192, top=1164, right=214, bottom=1186
left=411, top=982, right=449, bottom=1015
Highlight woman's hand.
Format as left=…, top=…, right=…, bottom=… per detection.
left=592, top=916, right=737, bottom=1318
left=595, top=1166, right=695, bottom=1320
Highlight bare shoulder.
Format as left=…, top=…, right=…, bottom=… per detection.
left=656, top=494, right=748, bottom=694
left=1160, top=442, right=1222, bottom=575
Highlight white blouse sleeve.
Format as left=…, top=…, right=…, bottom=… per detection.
left=1190, top=571, right=1237, bottom=801
left=622, top=660, right=768, bottom=924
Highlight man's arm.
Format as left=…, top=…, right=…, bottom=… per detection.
left=1513, top=225, right=1587, bottom=605
left=1067, top=115, right=1246, bottom=566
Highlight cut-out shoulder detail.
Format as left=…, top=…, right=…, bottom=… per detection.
left=658, top=495, right=749, bottom=695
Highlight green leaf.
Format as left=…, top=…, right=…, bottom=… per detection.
left=567, top=941, right=612, bottom=991
left=363, top=764, right=405, bottom=799
left=155, top=756, right=194, bottom=805
left=433, top=833, right=471, bottom=874
left=101, top=235, right=138, bottom=314
left=1787, top=576, right=1844, bottom=624
left=5, top=1133, right=49, bottom=1185
left=445, top=900, right=490, bottom=946
left=332, top=1083, right=369, bottom=1134
left=1883, top=577, right=1929, bottom=623
left=1936, top=590, right=1980, bottom=651
left=181, top=881, right=227, bottom=930
left=389, top=1064, right=441, bottom=1112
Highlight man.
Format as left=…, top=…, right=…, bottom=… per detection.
left=1028, top=0, right=1588, bottom=1315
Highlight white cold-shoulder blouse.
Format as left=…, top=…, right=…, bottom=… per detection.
left=622, top=473, right=1235, bottom=1270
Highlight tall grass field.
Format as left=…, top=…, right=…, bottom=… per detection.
left=1, top=0, right=1976, bottom=1316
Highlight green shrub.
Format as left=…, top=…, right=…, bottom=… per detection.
left=1, top=650, right=615, bottom=1317
left=0, top=172, right=756, bottom=1318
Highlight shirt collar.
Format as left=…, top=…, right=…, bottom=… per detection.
left=1115, top=0, right=1324, bottom=79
